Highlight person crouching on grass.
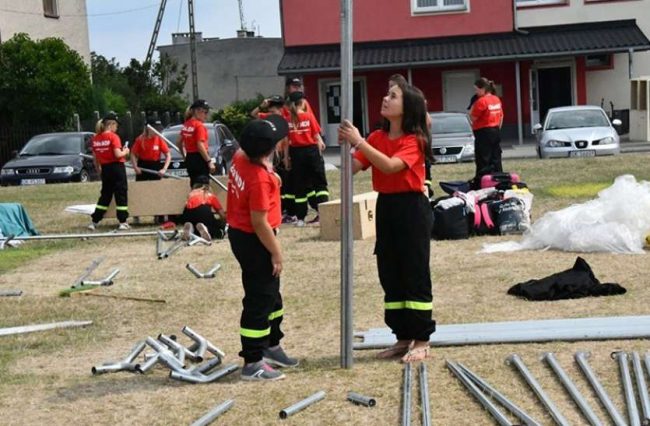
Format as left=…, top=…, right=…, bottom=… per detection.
left=338, top=80, right=435, bottom=363
left=227, top=114, right=299, bottom=381
left=179, top=175, right=226, bottom=242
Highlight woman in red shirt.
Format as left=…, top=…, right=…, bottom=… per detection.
left=131, top=118, right=171, bottom=181
left=470, top=77, right=504, bottom=183
left=226, top=115, right=298, bottom=381
left=89, top=113, right=130, bottom=230
left=338, top=80, right=435, bottom=363
left=178, top=99, right=215, bottom=187
left=179, top=175, right=226, bottom=242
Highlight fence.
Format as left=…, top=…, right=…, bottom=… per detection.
left=0, top=111, right=184, bottom=167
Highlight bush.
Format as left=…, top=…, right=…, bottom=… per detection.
left=212, top=95, right=265, bottom=138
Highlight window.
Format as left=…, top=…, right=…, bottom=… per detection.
left=516, top=0, right=566, bottom=7
left=43, top=0, right=59, bottom=18
left=585, top=54, right=613, bottom=69
left=412, top=0, right=468, bottom=14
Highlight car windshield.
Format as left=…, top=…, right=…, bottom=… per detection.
left=163, top=128, right=217, bottom=160
left=20, top=134, right=80, bottom=156
left=430, top=115, right=471, bottom=135
left=546, top=110, right=610, bottom=130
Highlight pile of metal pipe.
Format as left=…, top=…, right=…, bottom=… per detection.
left=354, top=315, right=650, bottom=349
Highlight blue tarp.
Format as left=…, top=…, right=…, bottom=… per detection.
left=0, top=203, right=39, bottom=237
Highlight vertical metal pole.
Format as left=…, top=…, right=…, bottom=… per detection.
left=339, top=0, right=354, bottom=369
left=419, top=363, right=431, bottom=426
left=402, top=362, right=412, bottom=426
left=188, top=0, right=199, bottom=101
left=631, top=352, right=650, bottom=424
left=515, top=61, right=524, bottom=145
left=73, top=113, right=81, bottom=131
left=629, top=48, right=634, bottom=79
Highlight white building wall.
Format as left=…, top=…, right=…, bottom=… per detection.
left=517, top=0, right=650, bottom=111
left=0, top=0, right=90, bottom=65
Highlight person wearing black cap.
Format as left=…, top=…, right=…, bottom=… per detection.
left=283, top=90, right=329, bottom=226
left=131, top=118, right=171, bottom=181
left=226, top=114, right=298, bottom=381
left=284, top=76, right=313, bottom=115
left=179, top=174, right=226, bottom=242
left=179, top=99, right=215, bottom=187
left=88, top=113, right=131, bottom=231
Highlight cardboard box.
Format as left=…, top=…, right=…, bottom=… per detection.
left=319, top=192, right=377, bottom=241
left=104, top=177, right=228, bottom=218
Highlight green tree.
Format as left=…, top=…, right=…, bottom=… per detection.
left=0, top=33, right=91, bottom=127
left=213, top=95, right=265, bottom=137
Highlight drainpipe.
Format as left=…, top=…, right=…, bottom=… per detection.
left=629, top=48, right=634, bottom=79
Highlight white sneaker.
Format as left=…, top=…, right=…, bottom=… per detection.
left=87, top=222, right=97, bottom=231
left=295, top=220, right=305, bottom=228
left=196, top=222, right=212, bottom=242
left=182, top=222, right=194, bottom=241
left=117, top=223, right=130, bottom=230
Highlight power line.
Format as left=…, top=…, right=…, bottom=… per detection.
left=0, top=3, right=160, bottom=18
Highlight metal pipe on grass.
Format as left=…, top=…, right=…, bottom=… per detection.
left=82, top=268, right=120, bottom=286
left=182, top=326, right=209, bottom=361
left=279, top=391, right=326, bottom=419
left=92, top=340, right=146, bottom=375
left=402, top=362, right=412, bottom=426
left=447, top=360, right=513, bottom=426
left=456, top=362, right=540, bottom=426
left=190, top=400, right=234, bottom=426
left=575, top=352, right=627, bottom=426
left=0, top=290, right=23, bottom=297
left=2, top=230, right=172, bottom=242
left=169, top=363, right=238, bottom=384
left=144, top=337, right=185, bottom=371
left=186, top=263, right=221, bottom=279
left=612, top=351, right=641, bottom=426
left=419, top=363, right=431, bottom=426
left=347, top=392, right=376, bottom=407
left=542, top=352, right=603, bottom=426
left=631, top=352, right=650, bottom=425
left=189, top=356, right=223, bottom=375
left=506, top=354, right=569, bottom=426
left=158, top=334, right=186, bottom=365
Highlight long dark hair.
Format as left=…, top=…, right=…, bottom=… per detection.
left=382, top=81, right=433, bottom=162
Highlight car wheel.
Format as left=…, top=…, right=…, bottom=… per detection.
left=79, top=169, right=90, bottom=183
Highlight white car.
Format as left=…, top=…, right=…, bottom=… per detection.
left=534, top=106, right=621, bottom=159
left=429, top=112, right=475, bottom=163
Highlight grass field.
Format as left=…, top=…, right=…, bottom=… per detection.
left=1, top=153, right=650, bottom=425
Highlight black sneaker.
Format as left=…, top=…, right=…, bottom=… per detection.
left=263, top=346, right=299, bottom=368
left=241, top=360, right=285, bottom=381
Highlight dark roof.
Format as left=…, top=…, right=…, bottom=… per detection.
left=278, top=20, right=650, bottom=74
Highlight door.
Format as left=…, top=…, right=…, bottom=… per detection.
left=443, top=70, right=479, bottom=112
left=531, top=66, right=573, bottom=126
left=321, top=80, right=366, bottom=147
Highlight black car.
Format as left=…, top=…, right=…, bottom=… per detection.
left=0, top=132, right=98, bottom=186
left=162, top=121, right=239, bottom=177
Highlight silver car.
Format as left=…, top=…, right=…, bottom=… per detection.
left=429, top=112, right=475, bottom=163
left=534, top=106, right=621, bottom=159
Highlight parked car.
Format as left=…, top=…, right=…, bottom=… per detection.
left=0, top=132, right=98, bottom=186
left=534, top=106, right=621, bottom=159
left=429, top=112, right=475, bottom=163
left=161, top=121, right=239, bottom=177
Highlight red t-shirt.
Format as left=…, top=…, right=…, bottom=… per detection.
left=180, top=118, right=208, bottom=153
left=226, top=150, right=281, bottom=233
left=471, top=94, right=503, bottom=130
left=131, top=134, right=169, bottom=161
left=353, top=131, right=425, bottom=194
left=186, top=188, right=223, bottom=212
left=92, top=131, right=124, bottom=165
left=281, top=109, right=321, bottom=147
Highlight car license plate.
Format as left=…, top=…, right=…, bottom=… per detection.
left=21, top=178, right=46, bottom=185
left=435, top=155, right=458, bottom=163
left=167, top=169, right=188, bottom=177
left=569, top=150, right=595, bottom=158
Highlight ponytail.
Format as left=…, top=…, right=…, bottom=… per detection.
left=289, top=100, right=301, bottom=129
left=95, top=119, right=105, bottom=134
left=184, top=107, right=192, bottom=121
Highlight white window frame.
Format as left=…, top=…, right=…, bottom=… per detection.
left=411, top=0, right=468, bottom=14
left=516, top=0, right=566, bottom=7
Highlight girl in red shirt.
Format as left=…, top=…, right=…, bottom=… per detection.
left=89, top=113, right=130, bottom=230
left=178, top=99, right=215, bottom=187
left=226, top=115, right=298, bottom=381
left=131, top=118, right=171, bottom=181
left=338, top=80, right=435, bottom=363
left=470, top=77, right=504, bottom=183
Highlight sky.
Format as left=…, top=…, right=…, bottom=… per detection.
left=86, top=0, right=281, bottom=67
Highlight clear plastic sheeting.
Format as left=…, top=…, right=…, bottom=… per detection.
left=482, top=175, right=650, bottom=254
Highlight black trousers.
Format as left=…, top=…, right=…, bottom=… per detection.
left=375, top=192, right=435, bottom=342
left=186, top=152, right=209, bottom=188
left=135, top=159, right=162, bottom=181
left=288, top=145, right=329, bottom=220
left=91, top=162, right=128, bottom=224
left=180, top=205, right=225, bottom=238
left=228, top=227, right=284, bottom=363
left=473, top=127, right=503, bottom=178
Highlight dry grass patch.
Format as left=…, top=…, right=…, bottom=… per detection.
left=1, top=153, right=650, bottom=425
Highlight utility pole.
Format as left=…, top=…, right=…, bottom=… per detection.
left=145, top=0, right=168, bottom=67
left=188, top=0, right=199, bottom=101
left=237, top=0, right=246, bottom=30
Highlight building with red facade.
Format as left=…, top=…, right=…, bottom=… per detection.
left=277, top=0, right=650, bottom=145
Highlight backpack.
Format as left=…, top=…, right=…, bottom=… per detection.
left=490, top=197, right=530, bottom=235
left=431, top=197, right=470, bottom=240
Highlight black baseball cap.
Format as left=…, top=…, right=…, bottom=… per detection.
left=285, top=76, right=303, bottom=87
left=102, top=112, right=119, bottom=124
left=190, top=99, right=210, bottom=110
left=267, top=95, right=285, bottom=107
left=239, top=115, right=289, bottom=159
left=288, top=91, right=304, bottom=103
left=146, top=117, right=162, bottom=126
